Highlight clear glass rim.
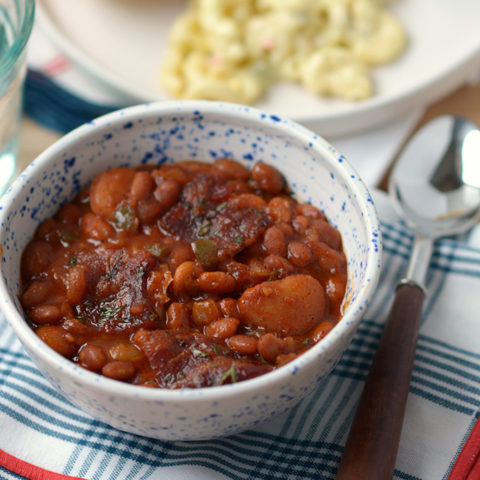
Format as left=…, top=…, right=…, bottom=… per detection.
left=0, top=0, right=35, bottom=76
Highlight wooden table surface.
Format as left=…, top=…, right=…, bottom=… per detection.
left=18, top=81, right=480, bottom=191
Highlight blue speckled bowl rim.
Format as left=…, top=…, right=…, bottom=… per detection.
left=0, top=100, right=382, bottom=402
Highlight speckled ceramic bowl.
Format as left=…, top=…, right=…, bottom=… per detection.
left=0, top=101, right=382, bottom=441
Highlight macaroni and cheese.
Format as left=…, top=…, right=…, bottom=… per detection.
left=160, top=0, right=406, bottom=104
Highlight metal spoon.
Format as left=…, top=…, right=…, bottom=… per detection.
left=337, top=115, right=480, bottom=480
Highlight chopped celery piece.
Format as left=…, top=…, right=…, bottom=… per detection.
left=192, top=238, right=217, bottom=267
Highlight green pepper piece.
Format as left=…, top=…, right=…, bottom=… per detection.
left=114, top=203, right=138, bottom=232
left=146, top=243, right=167, bottom=257
left=192, top=239, right=217, bottom=268
left=58, top=230, right=78, bottom=247
left=220, top=364, right=237, bottom=384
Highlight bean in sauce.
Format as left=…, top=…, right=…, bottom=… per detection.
left=20, top=159, right=347, bottom=388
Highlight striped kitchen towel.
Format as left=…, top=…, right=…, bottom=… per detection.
left=1, top=219, right=480, bottom=480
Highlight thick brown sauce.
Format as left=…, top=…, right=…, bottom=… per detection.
left=20, top=159, right=347, bottom=388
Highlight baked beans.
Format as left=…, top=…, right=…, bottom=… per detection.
left=20, top=160, right=347, bottom=388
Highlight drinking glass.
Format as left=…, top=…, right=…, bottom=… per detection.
left=0, top=0, right=35, bottom=195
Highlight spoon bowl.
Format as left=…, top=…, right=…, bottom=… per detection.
left=389, top=115, right=480, bottom=238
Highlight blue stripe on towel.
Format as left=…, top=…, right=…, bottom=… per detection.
left=24, top=69, right=123, bottom=134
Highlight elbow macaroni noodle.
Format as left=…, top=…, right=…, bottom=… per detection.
left=160, top=0, right=407, bottom=104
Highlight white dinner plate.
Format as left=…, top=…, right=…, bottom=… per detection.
left=36, top=0, right=480, bottom=138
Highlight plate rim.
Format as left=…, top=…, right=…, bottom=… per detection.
left=35, top=0, right=480, bottom=137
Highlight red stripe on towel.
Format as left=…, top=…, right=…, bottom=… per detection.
left=42, top=55, right=71, bottom=75
left=0, top=449, right=86, bottom=480
left=449, top=416, right=480, bottom=480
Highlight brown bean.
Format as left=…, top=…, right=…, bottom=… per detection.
left=311, top=321, right=334, bottom=342
left=102, top=361, right=136, bottom=382
left=292, top=215, right=310, bottom=235
left=137, top=379, right=159, bottom=388
left=135, top=198, right=163, bottom=224
left=257, top=333, right=287, bottom=363
left=152, top=165, right=188, bottom=185
left=62, top=317, right=88, bottom=335
left=251, top=162, right=284, bottom=194
left=296, top=203, right=324, bottom=219
left=154, top=179, right=181, bottom=210
left=65, top=265, right=87, bottom=304
left=204, top=317, right=239, bottom=339
left=276, top=353, right=297, bottom=367
left=59, top=301, right=74, bottom=319
left=192, top=299, right=219, bottom=326
left=133, top=328, right=176, bottom=355
left=56, top=203, right=82, bottom=224
left=22, top=281, right=52, bottom=308
left=308, top=241, right=347, bottom=274
left=223, top=261, right=251, bottom=289
left=247, top=258, right=271, bottom=283
left=238, top=274, right=326, bottom=335
left=214, top=158, right=250, bottom=180
left=227, top=335, right=258, bottom=355
left=177, top=160, right=212, bottom=175
left=168, top=244, right=194, bottom=270
left=152, top=164, right=188, bottom=185
left=307, top=219, right=342, bottom=250
left=90, top=167, right=136, bottom=220
left=21, top=241, right=54, bottom=278
left=225, top=179, right=251, bottom=195
left=276, top=221, right=294, bottom=238
left=108, top=343, right=145, bottom=362
left=130, top=171, right=155, bottom=203
left=263, top=226, right=287, bottom=257
left=81, top=212, right=114, bottom=240
left=36, top=325, right=76, bottom=358
left=198, top=271, right=236, bottom=295
left=79, top=344, right=107, bottom=372
left=217, top=298, right=239, bottom=318
left=263, top=254, right=295, bottom=277
left=156, top=235, right=176, bottom=251
left=287, top=241, right=313, bottom=267
left=268, top=197, right=292, bottom=223
left=129, top=303, right=147, bottom=315
left=29, top=305, right=63, bottom=325
left=167, top=302, right=190, bottom=330
left=324, top=275, right=348, bottom=312
left=228, top=193, right=267, bottom=210
left=36, top=218, right=58, bottom=240
left=49, top=293, right=68, bottom=305
left=172, top=261, right=200, bottom=295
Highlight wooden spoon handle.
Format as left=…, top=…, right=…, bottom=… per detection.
left=336, top=282, right=425, bottom=480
